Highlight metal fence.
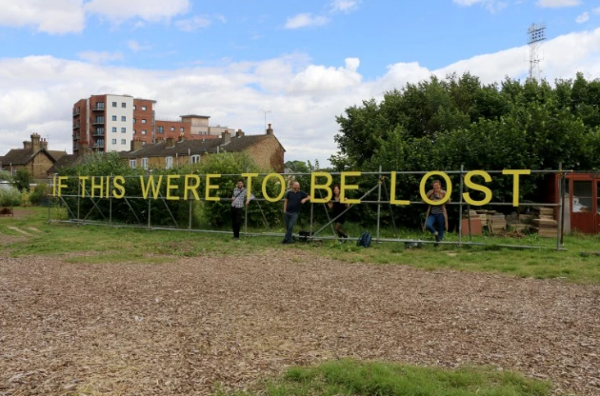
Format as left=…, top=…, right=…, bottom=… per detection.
left=47, top=167, right=569, bottom=251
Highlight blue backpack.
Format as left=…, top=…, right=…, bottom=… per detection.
left=357, top=231, right=372, bottom=247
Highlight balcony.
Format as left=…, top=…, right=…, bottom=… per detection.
left=73, top=122, right=81, bottom=129
left=92, top=104, right=105, bottom=111
left=73, top=108, right=81, bottom=117
left=73, top=134, right=81, bottom=140
left=92, top=118, right=105, bottom=125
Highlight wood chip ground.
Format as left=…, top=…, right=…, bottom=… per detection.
left=1, top=251, right=599, bottom=395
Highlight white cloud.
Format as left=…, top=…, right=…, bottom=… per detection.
left=175, top=15, right=212, bottom=32
left=127, top=40, right=151, bottom=52
left=84, top=0, right=190, bottom=23
left=593, top=7, right=600, bottom=15
left=330, top=0, right=361, bottom=13
left=536, top=0, right=581, bottom=8
left=77, top=51, right=124, bottom=64
left=285, top=13, right=329, bottom=29
left=0, top=0, right=85, bottom=34
left=1, top=28, right=600, bottom=166
left=576, top=12, right=589, bottom=23
left=452, top=0, right=507, bottom=12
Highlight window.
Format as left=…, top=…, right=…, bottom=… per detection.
left=170, top=126, right=175, bottom=132
left=121, top=116, right=126, bottom=122
left=121, top=127, right=126, bottom=133
left=157, top=126, right=164, bottom=133
left=180, top=127, right=185, bottom=133
left=112, top=102, right=117, bottom=107
left=95, top=116, right=104, bottom=123
left=121, top=102, right=126, bottom=108
left=133, top=129, right=136, bottom=135
left=111, top=139, right=117, bottom=144
left=142, top=106, right=147, bottom=111
left=133, top=105, right=136, bottom=110
left=95, top=102, right=105, bottom=110
left=112, top=115, right=117, bottom=121
left=129, top=159, right=136, bottom=168
left=190, top=154, right=200, bottom=164
left=141, top=158, right=148, bottom=170
left=121, top=139, right=126, bottom=145
left=112, top=127, right=117, bottom=132
left=165, top=156, right=173, bottom=169
left=141, top=130, right=147, bottom=135
left=141, top=119, right=147, bottom=124
left=133, top=118, right=136, bottom=124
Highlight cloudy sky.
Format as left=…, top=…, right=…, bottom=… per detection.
left=0, top=0, right=599, bottom=166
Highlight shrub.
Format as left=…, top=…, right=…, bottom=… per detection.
left=20, top=190, right=32, bottom=207
left=30, top=183, right=49, bottom=205
left=13, top=169, right=32, bottom=192
left=0, top=186, right=22, bottom=207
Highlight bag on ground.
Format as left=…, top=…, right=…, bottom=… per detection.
left=357, top=231, right=372, bottom=247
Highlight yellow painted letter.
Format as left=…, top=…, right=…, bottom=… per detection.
left=140, top=175, right=163, bottom=199
left=79, top=176, right=89, bottom=197
left=205, top=174, right=221, bottom=201
left=310, top=172, right=333, bottom=203
left=112, top=176, right=125, bottom=199
left=420, top=171, right=452, bottom=205
left=389, top=172, right=410, bottom=205
left=242, top=173, right=259, bottom=203
left=502, top=169, right=531, bottom=207
left=166, top=175, right=180, bottom=200
left=57, top=176, right=68, bottom=197
left=340, top=172, right=361, bottom=204
left=184, top=174, right=201, bottom=200
left=463, top=171, right=492, bottom=206
left=262, top=173, right=285, bottom=202
left=90, top=176, right=104, bottom=198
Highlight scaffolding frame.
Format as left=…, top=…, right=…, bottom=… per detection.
left=47, top=167, right=569, bottom=251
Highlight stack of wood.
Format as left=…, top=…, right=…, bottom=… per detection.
left=530, top=206, right=557, bottom=237
left=506, top=212, right=528, bottom=232
left=487, top=213, right=507, bottom=234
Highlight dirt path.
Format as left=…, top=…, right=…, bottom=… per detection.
left=1, top=251, right=599, bottom=395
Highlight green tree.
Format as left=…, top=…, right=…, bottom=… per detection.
left=13, top=169, right=32, bottom=192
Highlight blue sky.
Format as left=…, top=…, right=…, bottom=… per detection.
left=1, top=0, right=599, bottom=165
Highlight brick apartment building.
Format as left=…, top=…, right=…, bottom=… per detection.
left=72, top=94, right=234, bottom=156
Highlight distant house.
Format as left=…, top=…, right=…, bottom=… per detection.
left=121, top=124, right=285, bottom=172
left=0, top=133, right=67, bottom=179
left=46, top=154, right=80, bottom=176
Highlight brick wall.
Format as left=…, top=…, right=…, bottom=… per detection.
left=242, top=136, right=285, bottom=172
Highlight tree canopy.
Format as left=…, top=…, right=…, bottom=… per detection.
left=332, top=72, right=600, bottom=173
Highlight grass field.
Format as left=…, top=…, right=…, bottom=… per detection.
left=2, top=207, right=600, bottom=285
left=3, top=207, right=597, bottom=395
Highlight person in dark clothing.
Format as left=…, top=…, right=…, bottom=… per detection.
left=282, top=181, right=310, bottom=244
left=231, top=179, right=254, bottom=240
left=423, top=179, right=448, bottom=244
left=327, top=184, right=349, bottom=239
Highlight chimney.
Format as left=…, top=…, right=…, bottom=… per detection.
left=235, top=129, right=245, bottom=138
left=23, top=141, right=32, bottom=149
left=266, top=123, right=274, bottom=136
left=130, top=139, right=144, bottom=151
left=40, top=138, right=48, bottom=150
left=166, top=137, right=175, bottom=148
left=31, top=133, right=41, bottom=151
left=78, top=143, right=89, bottom=157
left=178, top=133, right=185, bottom=142
left=221, top=130, right=231, bottom=144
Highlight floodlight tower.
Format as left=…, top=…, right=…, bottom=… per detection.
left=527, top=23, right=546, bottom=81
